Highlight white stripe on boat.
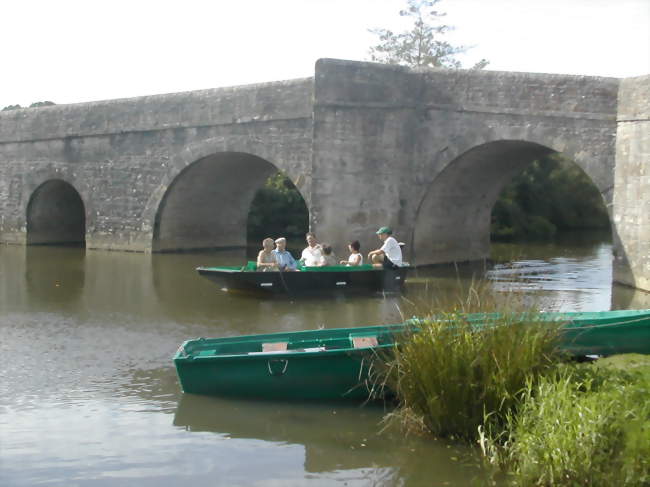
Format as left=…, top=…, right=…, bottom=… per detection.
left=336, top=281, right=347, bottom=286
left=260, top=283, right=273, bottom=287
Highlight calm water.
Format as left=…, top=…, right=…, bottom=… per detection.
left=1, top=238, right=649, bottom=487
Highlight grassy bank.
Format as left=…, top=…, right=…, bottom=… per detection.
left=481, top=354, right=650, bottom=486
left=379, top=305, right=649, bottom=485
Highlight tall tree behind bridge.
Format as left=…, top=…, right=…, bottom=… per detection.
left=369, top=0, right=488, bottom=69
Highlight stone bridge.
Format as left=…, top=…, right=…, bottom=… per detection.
left=0, top=59, right=648, bottom=291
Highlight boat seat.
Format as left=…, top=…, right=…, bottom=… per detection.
left=262, top=342, right=288, bottom=352
left=351, top=336, right=378, bottom=349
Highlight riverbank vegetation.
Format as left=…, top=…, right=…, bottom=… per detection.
left=378, top=297, right=649, bottom=485
left=247, top=172, right=308, bottom=243
left=481, top=355, right=650, bottom=486
left=491, top=154, right=610, bottom=241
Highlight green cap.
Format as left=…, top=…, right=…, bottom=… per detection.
left=376, top=226, right=392, bottom=235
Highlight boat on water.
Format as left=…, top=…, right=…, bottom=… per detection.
left=173, top=309, right=650, bottom=400
left=196, top=262, right=410, bottom=296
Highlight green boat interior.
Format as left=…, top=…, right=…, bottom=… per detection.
left=201, top=262, right=381, bottom=273
left=179, top=329, right=399, bottom=359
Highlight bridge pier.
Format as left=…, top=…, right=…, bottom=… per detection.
left=613, top=75, right=650, bottom=291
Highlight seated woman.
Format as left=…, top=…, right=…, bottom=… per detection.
left=340, top=240, right=363, bottom=266
left=319, top=244, right=338, bottom=266
left=256, top=237, right=278, bottom=272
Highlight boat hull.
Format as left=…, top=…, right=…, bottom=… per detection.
left=196, top=265, right=409, bottom=295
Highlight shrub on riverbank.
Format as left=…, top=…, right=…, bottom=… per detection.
left=381, top=311, right=564, bottom=441
left=481, top=354, right=650, bottom=486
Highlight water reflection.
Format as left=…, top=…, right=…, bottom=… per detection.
left=2, top=236, right=650, bottom=487
left=174, top=394, right=483, bottom=484
left=25, top=246, right=85, bottom=310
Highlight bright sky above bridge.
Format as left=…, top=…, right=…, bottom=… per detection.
left=1, top=0, right=648, bottom=109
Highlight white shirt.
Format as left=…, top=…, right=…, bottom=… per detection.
left=347, top=253, right=363, bottom=265
left=301, top=245, right=323, bottom=266
left=380, top=236, right=402, bottom=266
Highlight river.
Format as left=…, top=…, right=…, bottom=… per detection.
left=1, top=236, right=648, bottom=486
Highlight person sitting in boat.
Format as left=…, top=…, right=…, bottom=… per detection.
left=273, top=237, right=298, bottom=271
left=256, top=237, right=278, bottom=272
left=300, top=232, right=323, bottom=267
left=368, top=226, right=402, bottom=269
left=319, top=244, right=337, bottom=266
left=340, top=240, right=363, bottom=266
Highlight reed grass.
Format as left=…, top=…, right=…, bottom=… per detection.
left=480, top=355, right=650, bottom=486
left=379, top=282, right=565, bottom=441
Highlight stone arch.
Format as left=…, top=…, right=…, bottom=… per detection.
left=26, top=179, right=86, bottom=246
left=412, top=139, right=612, bottom=265
left=152, top=151, right=309, bottom=252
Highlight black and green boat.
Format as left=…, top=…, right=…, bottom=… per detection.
left=174, top=309, right=650, bottom=400
left=196, top=262, right=410, bottom=296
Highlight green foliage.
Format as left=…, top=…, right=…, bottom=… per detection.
left=381, top=309, right=564, bottom=441
left=369, top=0, right=488, bottom=69
left=247, top=172, right=308, bottom=242
left=491, top=154, right=610, bottom=241
left=482, top=357, right=650, bottom=486
left=2, top=101, right=56, bottom=111
left=29, top=101, right=56, bottom=108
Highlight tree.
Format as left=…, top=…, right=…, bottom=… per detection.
left=2, top=101, right=56, bottom=111
left=369, top=0, right=488, bottom=69
left=29, top=101, right=55, bottom=108
left=247, top=172, right=308, bottom=242
left=491, top=154, right=610, bottom=241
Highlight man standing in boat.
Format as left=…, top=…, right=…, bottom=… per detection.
left=368, top=226, right=402, bottom=269
left=273, top=237, right=298, bottom=271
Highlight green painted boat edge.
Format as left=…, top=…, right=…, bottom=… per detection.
left=197, top=263, right=386, bottom=273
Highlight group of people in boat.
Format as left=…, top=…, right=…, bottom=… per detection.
left=256, top=226, right=403, bottom=272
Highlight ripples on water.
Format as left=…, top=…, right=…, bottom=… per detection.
left=1, top=238, right=648, bottom=486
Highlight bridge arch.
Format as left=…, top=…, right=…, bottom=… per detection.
left=412, top=139, right=612, bottom=265
left=26, top=179, right=86, bottom=246
left=152, top=151, right=308, bottom=252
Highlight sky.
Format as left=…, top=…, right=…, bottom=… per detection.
left=1, top=0, right=648, bottom=109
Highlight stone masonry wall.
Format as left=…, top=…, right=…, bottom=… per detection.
left=310, top=59, right=619, bottom=265
left=0, top=78, right=314, bottom=250
left=613, top=75, right=650, bottom=291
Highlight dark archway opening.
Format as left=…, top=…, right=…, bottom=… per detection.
left=27, top=179, right=86, bottom=246
left=153, top=152, right=308, bottom=254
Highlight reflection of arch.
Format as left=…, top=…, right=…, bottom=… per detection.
left=152, top=152, right=308, bottom=252
left=27, top=179, right=86, bottom=246
left=25, top=246, right=85, bottom=308
left=413, top=140, right=611, bottom=265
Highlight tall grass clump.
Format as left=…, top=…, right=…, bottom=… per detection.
left=381, top=306, right=565, bottom=441
left=481, top=355, right=650, bottom=486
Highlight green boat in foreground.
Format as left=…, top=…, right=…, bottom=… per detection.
left=174, top=309, right=650, bottom=400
